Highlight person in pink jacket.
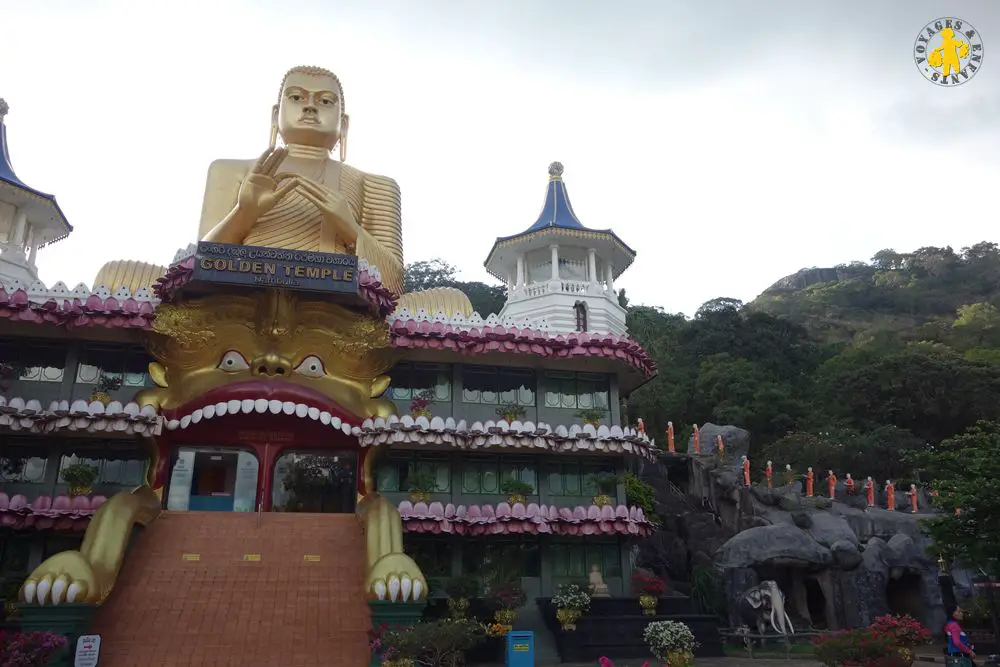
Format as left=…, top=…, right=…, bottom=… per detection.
left=945, top=606, right=976, bottom=665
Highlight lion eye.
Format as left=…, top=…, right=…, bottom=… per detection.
left=217, top=350, right=250, bottom=372
left=294, top=355, right=326, bottom=378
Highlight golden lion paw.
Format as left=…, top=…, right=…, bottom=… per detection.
left=366, top=553, right=427, bottom=602
left=21, top=551, right=96, bottom=605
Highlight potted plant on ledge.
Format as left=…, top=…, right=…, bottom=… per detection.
left=495, top=402, right=526, bottom=424
left=552, top=582, right=591, bottom=631
left=643, top=620, right=698, bottom=667
left=61, top=462, right=99, bottom=497
left=588, top=472, right=620, bottom=507
left=445, top=575, right=481, bottom=620
left=631, top=569, right=666, bottom=615
left=90, top=374, right=124, bottom=406
left=409, top=389, right=434, bottom=419
left=406, top=468, right=437, bottom=503
left=577, top=407, right=607, bottom=427
left=500, top=478, right=533, bottom=505
left=489, top=582, right=526, bottom=626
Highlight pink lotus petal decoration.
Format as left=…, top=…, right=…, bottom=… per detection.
left=397, top=501, right=653, bottom=537
left=0, top=493, right=103, bottom=531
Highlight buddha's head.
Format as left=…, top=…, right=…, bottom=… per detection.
left=273, top=65, right=348, bottom=152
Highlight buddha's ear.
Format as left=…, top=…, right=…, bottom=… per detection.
left=370, top=374, right=390, bottom=399
left=148, top=362, right=168, bottom=388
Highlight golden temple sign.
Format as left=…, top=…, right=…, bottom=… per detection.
left=192, top=242, right=359, bottom=294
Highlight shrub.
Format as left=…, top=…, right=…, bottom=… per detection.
left=488, top=582, right=526, bottom=609
left=631, top=570, right=667, bottom=597
left=445, top=575, right=481, bottom=599
left=0, top=631, right=68, bottom=667
left=552, top=583, right=591, bottom=611
left=870, top=614, right=932, bottom=647
left=381, top=619, right=484, bottom=667
left=643, top=620, right=698, bottom=661
left=812, top=628, right=906, bottom=667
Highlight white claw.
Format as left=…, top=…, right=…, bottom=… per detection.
left=67, top=582, right=84, bottom=603
left=22, top=581, right=36, bottom=604
left=51, top=576, right=68, bottom=604
left=37, top=577, right=52, bottom=605
left=400, top=576, right=413, bottom=602
left=373, top=580, right=387, bottom=600
left=388, top=575, right=401, bottom=601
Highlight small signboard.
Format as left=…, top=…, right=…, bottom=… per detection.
left=513, top=643, right=529, bottom=652
left=181, top=553, right=200, bottom=561
left=243, top=554, right=262, bottom=562
left=192, top=242, right=359, bottom=295
left=74, top=634, right=101, bottom=667
left=303, top=555, right=321, bottom=562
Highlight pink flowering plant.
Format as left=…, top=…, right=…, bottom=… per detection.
left=869, top=614, right=932, bottom=647
left=0, top=630, right=68, bottom=667
left=812, top=628, right=907, bottom=667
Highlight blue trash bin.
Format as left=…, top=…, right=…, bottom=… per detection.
left=506, top=631, right=535, bottom=667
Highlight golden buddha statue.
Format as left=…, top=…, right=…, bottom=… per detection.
left=199, top=65, right=398, bottom=297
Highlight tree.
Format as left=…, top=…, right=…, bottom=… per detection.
left=695, top=297, right=744, bottom=319
left=953, top=302, right=1000, bottom=348
left=907, top=421, right=1000, bottom=578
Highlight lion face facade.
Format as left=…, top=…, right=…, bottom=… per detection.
left=137, top=290, right=399, bottom=429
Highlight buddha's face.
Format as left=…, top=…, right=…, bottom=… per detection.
left=277, top=71, right=343, bottom=149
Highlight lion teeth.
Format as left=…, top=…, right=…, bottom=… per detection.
left=165, top=399, right=353, bottom=432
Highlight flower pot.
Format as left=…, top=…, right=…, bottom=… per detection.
left=410, top=409, right=432, bottom=419
left=592, top=494, right=612, bottom=507
left=68, top=485, right=92, bottom=497
left=639, top=593, right=658, bottom=615
left=897, top=647, right=915, bottom=667
left=584, top=420, right=601, bottom=428
left=89, top=390, right=111, bottom=406
left=446, top=596, right=469, bottom=619
left=555, top=607, right=581, bottom=631
left=506, top=493, right=525, bottom=505
left=494, top=608, right=516, bottom=625
left=408, top=492, right=430, bottom=503
left=666, top=650, right=694, bottom=667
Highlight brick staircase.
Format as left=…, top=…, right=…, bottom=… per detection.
left=89, top=512, right=370, bottom=667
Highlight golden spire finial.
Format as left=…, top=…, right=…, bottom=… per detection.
left=548, top=161, right=564, bottom=180
left=0, top=99, right=8, bottom=123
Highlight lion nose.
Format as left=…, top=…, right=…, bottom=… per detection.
left=251, top=355, right=291, bottom=377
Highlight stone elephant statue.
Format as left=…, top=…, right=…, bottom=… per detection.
left=736, top=580, right=795, bottom=636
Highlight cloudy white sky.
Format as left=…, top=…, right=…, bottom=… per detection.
left=2, top=0, right=999, bottom=316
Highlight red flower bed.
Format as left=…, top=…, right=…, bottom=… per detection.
left=0, top=630, right=67, bottom=667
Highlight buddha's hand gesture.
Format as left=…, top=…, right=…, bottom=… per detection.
left=296, top=177, right=360, bottom=243
left=236, top=148, right=298, bottom=221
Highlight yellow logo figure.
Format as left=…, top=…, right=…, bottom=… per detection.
left=914, top=17, right=984, bottom=86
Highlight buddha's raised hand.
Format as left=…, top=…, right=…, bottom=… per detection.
left=236, top=147, right=298, bottom=222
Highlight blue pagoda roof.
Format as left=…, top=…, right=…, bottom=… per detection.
left=525, top=161, right=587, bottom=232
left=0, top=100, right=72, bottom=240
left=483, top=162, right=636, bottom=281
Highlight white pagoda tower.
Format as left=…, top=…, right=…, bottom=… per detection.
left=0, top=99, right=72, bottom=284
left=484, top=162, right=635, bottom=336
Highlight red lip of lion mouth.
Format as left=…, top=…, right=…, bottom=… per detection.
left=161, top=381, right=359, bottom=434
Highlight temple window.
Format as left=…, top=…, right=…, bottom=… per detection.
left=376, top=453, right=450, bottom=493
left=551, top=542, right=622, bottom=582
left=403, top=536, right=452, bottom=579
left=166, top=447, right=259, bottom=513
left=57, top=442, right=147, bottom=489
left=574, top=301, right=588, bottom=332
left=461, top=539, right=541, bottom=584
left=461, top=366, right=536, bottom=406
left=546, top=459, right=617, bottom=498
left=272, top=451, right=358, bottom=513
left=0, top=443, right=48, bottom=485
left=75, top=345, right=150, bottom=387
left=388, top=362, right=451, bottom=401
left=543, top=371, right=610, bottom=410
left=0, top=340, right=66, bottom=383
left=461, top=456, right=536, bottom=495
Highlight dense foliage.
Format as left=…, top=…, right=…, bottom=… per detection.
left=0, top=631, right=67, bottom=667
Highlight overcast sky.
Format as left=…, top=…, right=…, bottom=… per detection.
left=2, top=0, right=999, bottom=316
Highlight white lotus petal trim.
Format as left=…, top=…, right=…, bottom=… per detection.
left=0, top=396, right=162, bottom=436
left=386, top=307, right=552, bottom=333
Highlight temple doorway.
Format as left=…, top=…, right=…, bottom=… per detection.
left=165, top=446, right=260, bottom=512
left=804, top=577, right=828, bottom=628
left=271, top=450, right=358, bottom=513
left=887, top=571, right=924, bottom=619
